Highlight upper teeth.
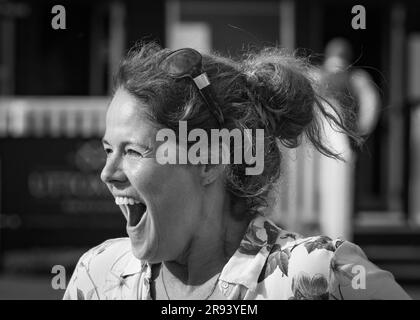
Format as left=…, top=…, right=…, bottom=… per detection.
left=115, top=196, right=141, bottom=206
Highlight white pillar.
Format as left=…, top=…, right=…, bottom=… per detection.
left=108, top=1, right=126, bottom=94
left=279, top=0, right=295, bottom=50
left=318, top=105, right=355, bottom=241
left=387, top=3, right=406, bottom=214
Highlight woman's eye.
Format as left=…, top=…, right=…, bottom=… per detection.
left=104, top=148, right=113, bottom=156
left=125, top=149, right=143, bottom=157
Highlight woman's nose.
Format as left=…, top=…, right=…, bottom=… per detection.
left=100, top=157, right=127, bottom=185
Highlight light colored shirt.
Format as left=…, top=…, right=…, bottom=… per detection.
left=63, top=214, right=411, bottom=300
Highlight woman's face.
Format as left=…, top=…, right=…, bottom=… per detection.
left=101, top=88, right=204, bottom=263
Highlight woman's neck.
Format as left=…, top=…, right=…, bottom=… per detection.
left=164, top=181, right=249, bottom=286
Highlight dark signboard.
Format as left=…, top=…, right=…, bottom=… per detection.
left=0, top=137, right=125, bottom=249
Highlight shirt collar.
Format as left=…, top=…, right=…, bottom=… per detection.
left=121, top=254, right=146, bottom=277
left=218, top=214, right=283, bottom=291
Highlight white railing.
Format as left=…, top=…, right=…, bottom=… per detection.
left=270, top=143, right=321, bottom=235
left=270, top=114, right=355, bottom=241
left=0, top=97, right=110, bottom=138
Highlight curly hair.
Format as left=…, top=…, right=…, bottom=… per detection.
left=114, top=42, right=361, bottom=221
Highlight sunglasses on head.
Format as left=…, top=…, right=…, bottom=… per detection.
left=159, top=48, right=225, bottom=127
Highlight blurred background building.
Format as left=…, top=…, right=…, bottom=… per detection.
left=0, top=0, right=420, bottom=299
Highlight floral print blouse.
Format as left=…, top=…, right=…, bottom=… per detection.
left=63, top=215, right=411, bottom=300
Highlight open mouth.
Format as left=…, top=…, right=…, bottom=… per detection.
left=127, top=203, right=147, bottom=227
left=115, top=197, right=147, bottom=227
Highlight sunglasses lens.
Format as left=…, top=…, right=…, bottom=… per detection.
left=160, top=48, right=224, bottom=126
left=162, top=49, right=202, bottom=77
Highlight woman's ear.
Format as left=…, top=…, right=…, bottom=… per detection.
left=200, top=164, right=225, bottom=186
left=199, top=143, right=228, bottom=186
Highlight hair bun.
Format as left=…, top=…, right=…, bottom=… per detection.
left=242, top=48, right=316, bottom=148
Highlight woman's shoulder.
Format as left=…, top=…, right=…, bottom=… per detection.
left=257, top=234, right=411, bottom=299
left=258, top=234, right=345, bottom=286
left=63, top=237, right=140, bottom=300
left=78, top=237, right=131, bottom=267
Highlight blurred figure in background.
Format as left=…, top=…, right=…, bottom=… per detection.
left=322, top=38, right=381, bottom=136
left=317, top=37, right=381, bottom=240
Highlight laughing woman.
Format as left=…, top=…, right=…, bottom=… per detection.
left=63, top=43, right=410, bottom=300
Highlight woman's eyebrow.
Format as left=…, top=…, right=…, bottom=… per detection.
left=102, top=138, right=110, bottom=145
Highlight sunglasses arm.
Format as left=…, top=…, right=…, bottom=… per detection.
left=198, top=85, right=225, bottom=127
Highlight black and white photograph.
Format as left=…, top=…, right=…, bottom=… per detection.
left=0, top=0, right=419, bottom=302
